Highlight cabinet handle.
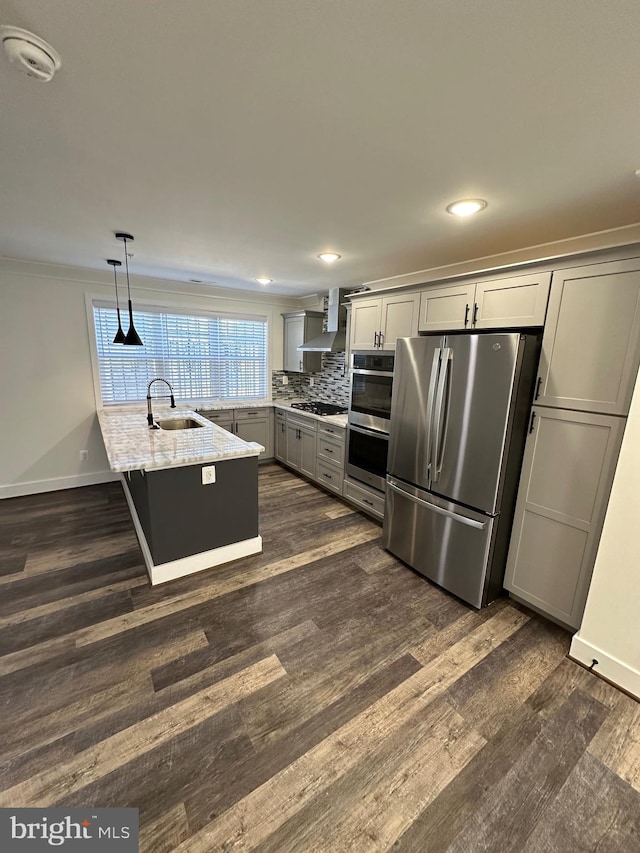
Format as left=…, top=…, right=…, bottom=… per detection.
left=247, top=412, right=258, bottom=416
left=281, top=423, right=285, bottom=433
left=535, top=377, right=542, bottom=400
left=373, top=331, right=379, bottom=348
left=528, top=411, right=536, bottom=434
left=235, top=422, right=238, bottom=432
left=299, top=360, right=303, bottom=371
left=472, top=303, right=479, bottom=325
left=378, top=330, right=384, bottom=347
left=363, top=498, right=373, bottom=506
left=323, top=472, right=332, bottom=479
left=464, top=303, right=470, bottom=327
left=323, top=447, right=333, bottom=454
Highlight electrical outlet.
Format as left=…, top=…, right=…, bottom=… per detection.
left=202, top=465, right=216, bottom=485
left=282, top=375, right=288, bottom=386
left=309, top=377, right=314, bottom=387
left=79, top=450, right=88, bottom=462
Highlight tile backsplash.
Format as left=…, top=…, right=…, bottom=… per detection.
left=271, top=351, right=349, bottom=406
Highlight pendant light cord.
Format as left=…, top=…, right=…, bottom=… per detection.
left=113, top=265, right=121, bottom=312
left=123, top=237, right=132, bottom=298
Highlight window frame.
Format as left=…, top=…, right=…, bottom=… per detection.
left=85, top=293, right=272, bottom=409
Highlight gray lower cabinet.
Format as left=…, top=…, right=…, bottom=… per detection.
left=504, top=406, right=625, bottom=629
left=234, top=408, right=273, bottom=460
left=316, top=423, right=345, bottom=495
left=275, top=410, right=347, bottom=495
left=275, top=410, right=286, bottom=461
left=200, top=407, right=273, bottom=460
left=343, top=477, right=385, bottom=521
left=535, top=258, right=640, bottom=415
left=285, top=414, right=317, bottom=479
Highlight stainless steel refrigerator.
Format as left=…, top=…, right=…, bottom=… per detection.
left=382, top=332, right=541, bottom=608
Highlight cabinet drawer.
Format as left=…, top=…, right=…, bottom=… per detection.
left=343, top=478, right=385, bottom=520
left=318, top=423, right=345, bottom=442
left=287, top=413, right=318, bottom=432
left=316, top=460, right=343, bottom=495
left=317, top=434, right=345, bottom=466
left=235, top=407, right=271, bottom=420
left=199, top=409, right=233, bottom=423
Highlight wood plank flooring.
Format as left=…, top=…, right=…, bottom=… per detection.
left=1, top=462, right=640, bottom=851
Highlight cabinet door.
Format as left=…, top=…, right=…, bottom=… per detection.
left=283, top=315, right=322, bottom=373
left=284, top=316, right=305, bottom=373
left=300, top=423, right=317, bottom=480
left=474, top=272, right=551, bottom=329
left=379, top=293, right=419, bottom=349
left=350, top=299, right=382, bottom=350
left=234, top=418, right=269, bottom=460
left=285, top=422, right=302, bottom=470
left=275, top=415, right=286, bottom=462
left=418, top=283, right=475, bottom=332
left=504, top=407, right=625, bottom=628
left=536, top=259, right=640, bottom=415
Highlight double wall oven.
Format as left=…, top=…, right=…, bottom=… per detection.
left=347, top=351, right=394, bottom=492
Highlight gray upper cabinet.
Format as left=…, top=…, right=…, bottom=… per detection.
left=474, top=272, right=551, bottom=329
left=504, top=406, right=625, bottom=629
left=418, top=282, right=476, bottom=332
left=418, top=272, right=550, bottom=333
left=350, top=293, right=419, bottom=350
left=536, top=259, right=640, bottom=415
left=282, top=311, right=324, bottom=373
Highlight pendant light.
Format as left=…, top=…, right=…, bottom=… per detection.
left=107, top=259, right=126, bottom=344
left=115, top=232, right=143, bottom=346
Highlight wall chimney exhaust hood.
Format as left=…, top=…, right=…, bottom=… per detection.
left=298, top=288, right=347, bottom=352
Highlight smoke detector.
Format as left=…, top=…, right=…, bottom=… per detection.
left=1, top=26, right=61, bottom=81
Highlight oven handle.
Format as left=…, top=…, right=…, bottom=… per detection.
left=348, top=423, right=389, bottom=439
left=386, top=479, right=487, bottom=529
left=351, top=368, right=394, bottom=377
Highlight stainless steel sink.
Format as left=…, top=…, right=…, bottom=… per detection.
left=156, top=418, right=204, bottom=430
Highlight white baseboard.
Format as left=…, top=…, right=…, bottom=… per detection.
left=569, top=635, right=640, bottom=700
left=121, top=474, right=262, bottom=586
left=0, top=470, right=119, bottom=499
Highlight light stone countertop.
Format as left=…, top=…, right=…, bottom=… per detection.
left=272, top=401, right=348, bottom=429
left=193, top=399, right=272, bottom=412
left=98, top=405, right=264, bottom=473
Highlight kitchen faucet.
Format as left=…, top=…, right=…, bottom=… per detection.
left=147, top=378, right=176, bottom=427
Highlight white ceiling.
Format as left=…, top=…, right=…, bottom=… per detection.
left=1, top=1, right=639, bottom=297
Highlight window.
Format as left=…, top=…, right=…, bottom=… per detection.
left=92, top=302, right=268, bottom=404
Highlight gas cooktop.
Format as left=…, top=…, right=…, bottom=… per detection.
left=290, top=401, right=347, bottom=416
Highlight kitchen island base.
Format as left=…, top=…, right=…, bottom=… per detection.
left=121, top=456, right=262, bottom=585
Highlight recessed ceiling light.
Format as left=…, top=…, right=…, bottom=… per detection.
left=255, top=277, right=272, bottom=285
left=317, top=252, right=341, bottom=263
left=446, top=199, right=487, bottom=217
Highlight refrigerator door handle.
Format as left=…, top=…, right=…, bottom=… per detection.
left=431, top=347, right=452, bottom=483
left=424, top=347, right=441, bottom=483
left=386, top=479, right=487, bottom=530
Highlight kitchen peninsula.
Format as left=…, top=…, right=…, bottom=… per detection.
left=98, top=406, right=264, bottom=585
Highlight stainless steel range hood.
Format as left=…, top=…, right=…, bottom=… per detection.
left=297, top=288, right=347, bottom=352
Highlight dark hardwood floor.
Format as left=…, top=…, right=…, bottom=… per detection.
left=1, top=463, right=639, bottom=851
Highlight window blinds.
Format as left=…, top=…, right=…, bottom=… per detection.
left=93, top=303, right=268, bottom=404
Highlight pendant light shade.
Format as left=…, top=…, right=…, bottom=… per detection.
left=107, top=258, right=126, bottom=344
left=115, top=232, right=143, bottom=346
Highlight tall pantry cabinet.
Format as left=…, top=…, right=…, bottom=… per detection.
left=504, top=257, right=640, bottom=628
